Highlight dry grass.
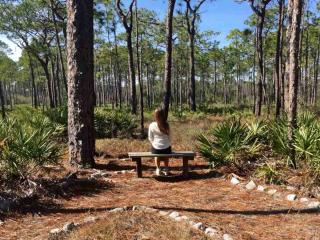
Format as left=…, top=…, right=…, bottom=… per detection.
left=66, top=211, right=209, bottom=240
left=96, top=116, right=224, bottom=157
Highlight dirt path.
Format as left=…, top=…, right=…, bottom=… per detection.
left=1, top=158, right=319, bottom=240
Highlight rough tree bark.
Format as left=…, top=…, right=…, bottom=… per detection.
left=67, top=0, right=95, bottom=168
left=312, top=33, right=320, bottom=106
left=116, top=0, right=137, bottom=114
left=163, top=0, right=176, bottom=118
left=135, top=0, right=144, bottom=137
left=0, top=81, right=5, bottom=119
left=249, top=0, right=271, bottom=116
left=286, top=0, right=303, bottom=169
left=50, top=0, right=68, bottom=93
left=27, top=52, right=38, bottom=108
left=184, top=0, right=206, bottom=112
left=275, top=0, right=285, bottom=118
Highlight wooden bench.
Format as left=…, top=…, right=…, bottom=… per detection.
left=128, top=151, right=195, bottom=178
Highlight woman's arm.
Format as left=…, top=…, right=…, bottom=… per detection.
left=148, top=124, right=154, bottom=143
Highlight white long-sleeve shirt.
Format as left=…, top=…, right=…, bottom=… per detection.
left=148, top=121, right=171, bottom=149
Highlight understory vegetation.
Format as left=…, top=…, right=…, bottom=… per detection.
left=198, top=112, right=320, bottom=185
left=0, top=106, right=137, bottom=181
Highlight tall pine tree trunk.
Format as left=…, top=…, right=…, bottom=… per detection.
left=0, top=81, right=5, bottom=119
left=67, top=0, right=95, bottom=168
left=286, top=0, right=303, bottom=169
left=163, top=0, right=176, bottom=118
left=275, top=0, right=284, bottom=118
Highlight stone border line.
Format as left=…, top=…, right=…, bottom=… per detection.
left=48, top=205, right=234, bottom=240
left=230, top=176, right=320, bottom=209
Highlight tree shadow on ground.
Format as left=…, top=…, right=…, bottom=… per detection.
left=38, top=177, right=114, bottom=200
left=0, top=178, right=114, bottom=221
left=4, top=204, right=318, bottom=219
left=95, top=159, right=210, bottom=172
left=153, top=206, right=320, bottom=216
left=153, top=170, right=223, bottom=182
left=94, top=161, right=136, bottom=171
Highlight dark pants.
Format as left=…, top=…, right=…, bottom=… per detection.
left=151, top=146, right=172, bottom=154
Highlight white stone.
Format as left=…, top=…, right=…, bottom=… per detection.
left=159, top=210, right=169, bottom=216
left=169, top=211, right=180, bottom=219
left=192, top=222, right=205, bottom=230
left=132, top=205, right=143, bottom=211
left=308, top=201, right=320, bottom=208
left=181, top=216, right=189, bottom=220
left=246, top=180, right=256, bottom=190
left=174, top=216, right=182, bottom=221
left=257, top=185, right=265, bottom=192
left=267, top=189, right=277, bottom=195
left=286, top=194, right=297, bottom=201
left=0, top=220, right=4, bottom=226
left=90, top=171, right=104, bottom=179
left=299, top=197, right=309, bottom=203
left=223, top=234, right=234, bottom=240
left=63, top=222, right=75, bottom=232
left=286, top=186, right=296, bottom=191
left=189, top=221, right=196, bottom=226
left=49, top=228, right=63, bottom=235
left=205, top=227, right=218, bottom=236
left=230, top=177, right=240, bottom=185
left=121, top=170, right=127, bottom=174
left=83, top=216, right=98, bottom=223
left=145, top=207, right=157, bottom=213
left=109, top=207, right=125, bottom=213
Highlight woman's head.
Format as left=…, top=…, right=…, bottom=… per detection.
left=154, top=107, right=170, bottom=135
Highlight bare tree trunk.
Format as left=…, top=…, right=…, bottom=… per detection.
left=27, top=52, right=38, bottom=108
left=184, top=0, right=206, bottom=111
left=42, top=62, right=55, bottom=108
left=313, top=34, right=320, bottom=106
left=67, top=0, right=95, bottom=168
left=275, top=0, right=284, bottom=118
left=50, top=0, right=68, bottom=93
left=304, top=15, right=309, bottom=105
left=116, top=0, right=137, bottom=114
left=112, top=19, right=122, bottom=108
left=286, top=0, right=303, bottom=169
left=249, top=0, right=271, bottom=116
left=213, top=60, right=217, bottom=103
left=135, top=0, right=144, bottom=137
left=253, top=35, right=257, bottom=114
left=0, top=81, right=5, bottom=119
left=163, top=0, right=176, bottom=118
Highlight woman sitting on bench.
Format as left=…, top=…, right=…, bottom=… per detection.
left=148, top=107, right=172, bottom=176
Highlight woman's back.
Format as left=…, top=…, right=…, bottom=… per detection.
left=148, top=121, right=171, bottom=150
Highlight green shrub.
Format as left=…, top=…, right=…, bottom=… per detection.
left=0, top=117, right=62, bottom=180
left=44, top=106, right=68, bottom=127
left=94, top=108, right=137, bottom=138
left=197, top=118, right=262, bottom=167
left=255, top=162, right=283, bottom=184
left=267, top=118, right=290, bottom=157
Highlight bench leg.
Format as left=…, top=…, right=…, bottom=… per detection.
left=134, top=158, right=142, bottom=178
left=183, top=157, right=189, bottom=177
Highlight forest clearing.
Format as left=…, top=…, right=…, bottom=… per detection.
left=0, top=0, right=319, bottom=239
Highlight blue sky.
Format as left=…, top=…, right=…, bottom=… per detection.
left=1, top=0, right=318, bottom=61
left=0, top=0, right=253, bottom=61
left=138, top=0, right=253, bottom=44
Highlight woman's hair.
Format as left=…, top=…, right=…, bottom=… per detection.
left=154, top=107, right=170, bottom=135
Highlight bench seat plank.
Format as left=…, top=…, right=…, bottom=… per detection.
left=128, top=151, right=195, bottom=158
